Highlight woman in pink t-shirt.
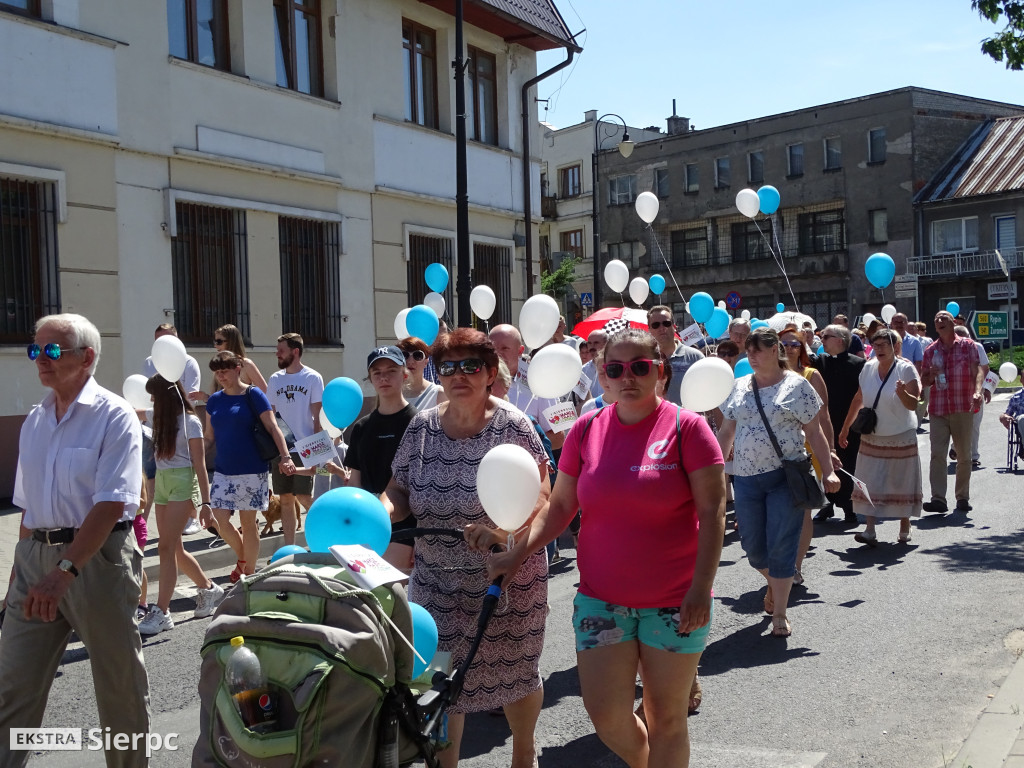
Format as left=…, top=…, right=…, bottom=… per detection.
left=490, top=329, right=726, bottom=768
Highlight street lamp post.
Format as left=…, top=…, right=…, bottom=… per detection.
left=591, top=114, right=635, bottom=309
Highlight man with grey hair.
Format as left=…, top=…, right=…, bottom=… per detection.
left=647, top=304, right=703, bottom=405
left=0, top=314, right=149, bottom=767
left=890, top=313, right=923, bottom=375
left=489, top=324, right=562, bottom=450
left=728, top=317, right=751, bottom=349
left=581, top=328, right=609, bottom=399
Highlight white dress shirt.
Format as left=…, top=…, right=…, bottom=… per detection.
left=14, top=377, right=142, bottom=528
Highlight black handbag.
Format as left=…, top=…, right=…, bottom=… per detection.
left=243, top=386, right=295, bottom=463
left=849, top=362, right=897, bottom=435
left=751, top=378, right=825, bottom=509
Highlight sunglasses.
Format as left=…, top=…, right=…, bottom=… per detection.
left=437, top=358, right=485, bottom=377
left=213, top=338, right=227, bottom=345
left=717, top=351, right=738, bottom=358
left=27, top=343, right=86, bottom=361
left=403, top=349, right=426, bottom=362
left=210, top=361, right=241, bottom=372
left=820, top=334, right=838, bottom=341
left=648, top=320, right=673, bottom=330
left=780, top=341, right=803, bottom=349
left=603, top=359, right=660, bottom=379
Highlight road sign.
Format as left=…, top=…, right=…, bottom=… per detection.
left=970, top=310, right=1009, bottom=341
left=725, top=291, right=742, bottom=309
left=580, top=292, right=593, bottom=307
left=988, top=281, right=1018, bottom=301
left=894, top=273, right=918, bottom=298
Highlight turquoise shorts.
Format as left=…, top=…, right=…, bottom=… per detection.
left=572, top=592, right=712, bottom=655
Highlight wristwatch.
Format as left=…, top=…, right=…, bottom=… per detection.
left=57, top=559, right=79, bottom=578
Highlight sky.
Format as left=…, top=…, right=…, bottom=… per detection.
left=536, top=0, right=1024, bottom=132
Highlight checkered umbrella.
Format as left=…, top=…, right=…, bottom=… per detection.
left=570, top=307, right=650, bottom=340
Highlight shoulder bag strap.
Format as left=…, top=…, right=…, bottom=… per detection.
left=871, top=362, right=898, bottom=409
left=675, top=404, right=684, bottom=468
left=751, top=377, right=786, bottom=461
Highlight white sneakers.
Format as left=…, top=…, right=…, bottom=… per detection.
left=138, top=605, right=174, bottom=635
left=138, top=581, right=225, bottom=635
left=194, top=582, right=225, bottom=618
left=182, top=517, right=203, bottom=535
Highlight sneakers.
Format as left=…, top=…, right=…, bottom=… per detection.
left=138, top=605, right=174, bottom=636
left=135, top=604, right=149, bottom=622
left=183, top=517, right=203, bottom=535
left=194, top=581, right=225, bottom=619
left=922, top=499, right=949, bottom=513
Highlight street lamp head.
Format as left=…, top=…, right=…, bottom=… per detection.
left=618, top=132, right=635, bottom=158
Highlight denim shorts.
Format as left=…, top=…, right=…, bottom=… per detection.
left=572, top=592, right=712, bottom=655
left=732, top=467, right=804, bottom=578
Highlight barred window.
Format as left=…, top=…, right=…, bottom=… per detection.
left=279, top=217, right=342, bottom=344
left=171, top=203, right=249, bottom=344
left=0, top=178, right=60, bottom=343
left=798, top=209, right=845, bottom=254
left=671, top=227, right=708, bottom=268
left=407, top=233, right=454, bottom=317
left=608, top=241, right=639, bottom=270
left=730, top=219, right=772, bottom=262
left=471, top=242, right=512, bottom=326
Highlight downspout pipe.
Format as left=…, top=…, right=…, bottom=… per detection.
left=521, top=47, right=575, bottom=298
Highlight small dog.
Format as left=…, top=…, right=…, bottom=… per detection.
left=260, top=493, right=305, bottom=536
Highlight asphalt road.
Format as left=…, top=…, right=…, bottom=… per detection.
left=20, top=393, right=1024, bottom=767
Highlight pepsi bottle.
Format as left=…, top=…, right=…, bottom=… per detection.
left=225, top=636, right=277, bottom=733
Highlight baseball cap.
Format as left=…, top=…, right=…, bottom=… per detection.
left=366, top=345, right=405, bottom=370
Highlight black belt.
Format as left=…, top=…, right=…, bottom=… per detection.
left=32, top=520, right=132, bottom=546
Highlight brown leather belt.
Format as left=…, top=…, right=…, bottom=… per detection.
left=32, top=520, right=132, bottom=545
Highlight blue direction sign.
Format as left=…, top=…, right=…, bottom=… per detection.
left=580, top=292, right=593, bottom=307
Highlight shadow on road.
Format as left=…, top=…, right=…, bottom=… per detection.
left=699, top=618, right=819, bottom=677
left=920, top=527, right=1024, bottom=573
left=539, top=732, right=623, bottom=767
left=824, top=540, right=914, bottom=574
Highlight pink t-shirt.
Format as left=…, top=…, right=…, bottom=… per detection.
left=558, top=399, right=723, bottom=609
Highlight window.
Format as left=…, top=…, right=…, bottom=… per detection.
left=608, top=175, right=637, bottom=205
left=171, top=203, right=249, bottom=344
left=407, top=233, right=453, bottom=311
left=868, top=128, right=886, bottom=163
left=608, top=242, right=639, bottom=270
left=0, top=178, right=60, bottom=343
left=671, top=227, right=708, bottom=268
left=655, top=168, right=670, bottom=198
left=748, top=151, right=764, bottom=184
left=684, top=163, right=699, bottom=193
left=798, top=209, right=845, bottom=254
left=472, top=243, right=512, bottom=326
left=402, top=19, right=438, bottom=129
left=167, top=0, right=230, bottom=70
left=0, top=0, right=40, bottom=17
left=794, top=290, right=847, bottom=327
left=824, top=136, right=842, bottom=170
left=869, top=209, right=888, bottom=244
left=559, top=165, right=581, bottom=198
left=731, top=219, right=772, bottom=262
left=932, top=217, right=979, bottom=253
left=714, top=157, right=731, bottom=188
left=787, top=143, right=804, bottom=177
left=560, top=229, right=584, bottom=261
left=467, top=47, right=498, bottom=146
left=996, top=215, right=1016, bottom=251
left=279, top=217, right=342, bottom=344
left=274, top=0, right=322, bottom=96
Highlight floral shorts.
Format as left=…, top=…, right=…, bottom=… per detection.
left=572, top=592, right=712, bottom=655
left=210, top=471, right=270, bottom=512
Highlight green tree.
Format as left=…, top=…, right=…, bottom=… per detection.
left=541, top=255, right=581, bottom=298
left=974, top=0, right=1024, bottom=70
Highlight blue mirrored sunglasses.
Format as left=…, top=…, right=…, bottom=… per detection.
left=27, top=343, right=85, bottom=361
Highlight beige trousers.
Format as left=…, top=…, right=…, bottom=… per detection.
left=928, top=411, right=975, bottom=503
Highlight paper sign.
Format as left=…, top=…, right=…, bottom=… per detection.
left=679, top=323, right=704, bottom=347
left=984, top=370, right=1000, bottom=394
left=573, top=371, right=592, bottom=400
left=329, top=544, right=408, bottom=590
left=543, top=401, right=579, bottom=433
left=293, top=429, right=339, bottom=468
left=839, top=468, right=874, bottom=507
left=517, top=357, right=530, bottom=380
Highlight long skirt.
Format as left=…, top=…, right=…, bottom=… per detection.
left=852, top=429, right=923, bottom=519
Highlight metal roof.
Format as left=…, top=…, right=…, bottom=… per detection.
left=916, top=115, right=1024, bottom=203
left=419, top=0, right=579, bottom=51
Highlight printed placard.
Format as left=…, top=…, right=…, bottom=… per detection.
left=543, top=401, right=579, bottom=433
left=839, top=468, right=874, bottom=507
left=293, top=430, right=339, bottom=468
left=573, top=371, right=592, bottom=400
left=678, top=323, right=704, bottom=347
left=517, top=357, right=530, bottom=380
left=983, top=370, right=1000, bottom=394
left=329, top=544, right=408, bottom=590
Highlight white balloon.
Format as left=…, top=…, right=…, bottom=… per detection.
left=319, top=408, right=342, bottom=439
left=718, top=300, right=726, bottom=309
left=424, top=292, right=446, bottom=318
left=151, top=335, right=187, bottom=382
left=604, top=259, right=630, bottom=294
left=470, top=285, right=496, bottom=320
left=122, top=374, right=151, bottom=411
left=1000, top=361, right=1019, bottom=383
left=628, top=277, right=650, bottom=306
left=862, top=313, right=877, bottom=326
left=476, top=444, right=542, bottom=530
left=741, top=309, right=751, bottom=320
left=634, top=191, right=660, bottom=224
left=519, top=294, right=561, bottom=349
left=735, top=188, right=760, bottom=218
left=527, top=344, right=583, bottom=399
left=880, top=304, right=897, bottom=324
left=678, top=357, right=736, bottom=412
left=394, top=308, right=411, bottom=339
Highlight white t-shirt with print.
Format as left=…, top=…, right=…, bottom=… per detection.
left=859, top=358, right=920, bottom=436
left=153, top=413, right=204, bottom=471
left=268, top=366, right=325, bottom=440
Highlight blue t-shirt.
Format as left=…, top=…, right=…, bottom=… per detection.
left=206, top=387, right=272, bottom=476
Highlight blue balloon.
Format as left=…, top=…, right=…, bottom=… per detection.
left=750, top=319, right=770, bottom=330
left=270, top=544, right=308, bottom=563
left=734, top=358, right=753, bottom=378
left=305, top=487, right=391, bottom=556
left=865, top=252, right=895, bottom=290
left=689, top=292, right=715, bottom=324
left=946, top=301, right=960, bottom=317
left=322, top=377, right=363, bottom=430
left=758, top=185, right=781, bottom=215
left=649, top=274, right=666, bottom=296
left=409, top=603, right=439, bottom=679
left=424, top=263, right=449, bottom=293
left=776, top=302, right=785, bottom=313
left=406, top=305, right=439, bottom=345
left=705, top=307, right=730, bottom=339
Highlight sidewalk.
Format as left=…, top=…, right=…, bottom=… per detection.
left=951, top=650, right=1024, bottom=768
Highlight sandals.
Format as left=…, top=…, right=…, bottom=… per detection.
left=898, top=530, right=912, bottom=544
left=770, top=616, right=792, bottom=637
left=763, top=585, right=774, bottom=615
left=229, top=560, right=247, bottom=584
left=688, top=673, right=702, bottom=715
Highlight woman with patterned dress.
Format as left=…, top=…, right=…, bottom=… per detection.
left=385, top=328, right=550, bottom=768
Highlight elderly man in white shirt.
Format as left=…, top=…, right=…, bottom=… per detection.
left=0, top=313, right=149, bottom=768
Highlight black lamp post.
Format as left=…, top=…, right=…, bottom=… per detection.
left=591, top=114, right=635, bottom=309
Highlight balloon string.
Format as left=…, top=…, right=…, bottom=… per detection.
left=645, top=224, right=688, bottom=306
left=753, top=218, right=800, bottom=312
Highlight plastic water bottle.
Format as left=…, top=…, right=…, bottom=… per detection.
left=225, top=636, right=277, bottom=733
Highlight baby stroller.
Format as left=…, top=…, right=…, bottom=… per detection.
left=192, top=529, right=504, bottom=768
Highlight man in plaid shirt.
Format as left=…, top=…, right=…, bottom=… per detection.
left=921, top=311, right=984, bottom=513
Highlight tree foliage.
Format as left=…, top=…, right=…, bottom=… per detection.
left=541, top=256, right=581, bottom=298
left=973, top=0, right=1024, bottom=70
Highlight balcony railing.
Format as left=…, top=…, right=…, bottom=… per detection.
left=907, top=246, right=1023, bottom=278
left=541, top=195, right=558, bottom=219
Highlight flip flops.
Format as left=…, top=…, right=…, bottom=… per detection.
left=771, top=616, right=792, bottom=637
